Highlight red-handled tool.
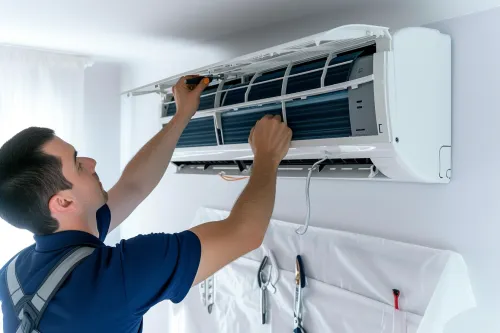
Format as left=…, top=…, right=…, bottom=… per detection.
left=393, top=289, right=400, bottom=310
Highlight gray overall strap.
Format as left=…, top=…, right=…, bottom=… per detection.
left=6, top=255, right=25, bottom=308
left=6, top=246, right=95, bottom=333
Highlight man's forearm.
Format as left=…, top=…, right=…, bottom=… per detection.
left=119, top=115, right=189, bottom=195
left=227, top=158, right=278, bottom=244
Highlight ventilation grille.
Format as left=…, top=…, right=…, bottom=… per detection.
left=173, top=158, right=374, bottom=169
left=198, top=85, right=219, bottom=111
left=286, top=91, right=351, bottom=140
left=324, top=51, right=363, bottom=86
left=221, top=80, right=249, bottom=106
left=221, top=103, right=282, bottom=144
left=287, top=57, right=327, bottom=94
left=248, top=68, right=286, bottom=101
left=176, top=117, right=218, bottom=148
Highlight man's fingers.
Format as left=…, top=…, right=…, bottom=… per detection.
left=195, top=77, right=210, bottom=94
left=248, top=126, right=255, bottom=144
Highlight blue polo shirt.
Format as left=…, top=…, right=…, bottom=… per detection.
left=0, top=204, right=201, bottom=333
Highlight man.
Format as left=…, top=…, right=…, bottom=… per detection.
left=0, top=76, right=292, bottom=333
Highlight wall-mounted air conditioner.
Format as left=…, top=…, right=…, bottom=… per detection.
left=125, top=24, right=451, bottom=183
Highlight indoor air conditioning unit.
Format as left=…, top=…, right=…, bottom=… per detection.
left=126, top=24, right=451, bottom=183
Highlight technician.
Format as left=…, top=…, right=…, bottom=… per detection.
left=0, top=76, right=292, bottom=333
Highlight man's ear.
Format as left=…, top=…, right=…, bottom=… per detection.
left=48, top=192, right=76, bottom=214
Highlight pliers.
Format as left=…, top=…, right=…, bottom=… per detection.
left=293, top=255, right=307, bottom=333
left=257, top=249, right=280, bottom=324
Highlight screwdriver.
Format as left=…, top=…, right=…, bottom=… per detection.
left=184, top=75, right=224, bottom=85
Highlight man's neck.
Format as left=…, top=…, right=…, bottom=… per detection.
left=55, top=212, right=98, bottom=237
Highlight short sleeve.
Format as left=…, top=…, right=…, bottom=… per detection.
left=117, top=230, right=201, bottom=315
left=96, top=204, right=111, bottom=242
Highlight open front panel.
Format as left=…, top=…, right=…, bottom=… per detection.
left=160, top=41, right=381, bottom=156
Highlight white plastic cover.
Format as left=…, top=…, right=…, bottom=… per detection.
left=167, top=208, right=475, bottom=333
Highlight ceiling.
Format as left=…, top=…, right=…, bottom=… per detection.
left=1, top=0, right=500, bottom=63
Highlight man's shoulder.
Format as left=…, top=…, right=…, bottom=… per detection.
left=0, top=244, right=35, bottom=274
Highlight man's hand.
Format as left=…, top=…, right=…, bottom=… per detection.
left=190, top=115, right=292, bottom=286
left=249, top=115, right=292, bottom=168
left=172, top=75, right=210, bottom=122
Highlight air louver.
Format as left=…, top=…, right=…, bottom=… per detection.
left=176, top=117, right=218, bottom=148
left=221, top=103, right=282, bottom=144
left=286, top=91, right=351, bottom=140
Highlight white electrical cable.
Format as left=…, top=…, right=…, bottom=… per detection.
left=295, top=157, right=328, bottom=235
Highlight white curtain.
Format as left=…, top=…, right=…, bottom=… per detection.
left=0, top=45, right=91, bottom=330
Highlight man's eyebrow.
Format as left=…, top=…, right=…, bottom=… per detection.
left=74, top=150, right=78, bottom=165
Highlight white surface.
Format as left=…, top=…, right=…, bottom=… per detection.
left=1, top=0, right=500, bottom=63
left=0, top=46, right=88, bottom=329
left=378, top=27, right=452, bottom=182
left=83, top=63, right=123, bottom=246
left=119, top=8, right=500, bottom=333
left=171, top=207, right=475, bottom=333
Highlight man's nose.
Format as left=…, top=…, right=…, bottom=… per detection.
left=83, top=157, right=97, bottom=172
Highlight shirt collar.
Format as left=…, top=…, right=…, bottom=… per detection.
left=34, top=230, right=104, bottom=252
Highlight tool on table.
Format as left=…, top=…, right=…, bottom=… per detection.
left=185, top=74, right=224, bottom=85
left=294, top=255, right=307, bottom=333
left=199, top=275, right=216, bottom=314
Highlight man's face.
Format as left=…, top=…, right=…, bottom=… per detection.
left=43, top=136, right=108, bottom=215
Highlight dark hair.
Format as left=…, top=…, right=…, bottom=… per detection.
left=0, top=127, right=72, bottom=235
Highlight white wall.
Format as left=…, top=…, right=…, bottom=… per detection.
left=84, top=62, right=122, bottom=246
left=119, top=8, right=500, bottom=333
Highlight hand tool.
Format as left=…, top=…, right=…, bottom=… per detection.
left=293, top=255, right=307, bottom=333
left=199, top=275, right=216, bottom=314
left=185, top=74, right=224, bottom=85
left=265, top=249, right=280, bottom=294
left=257, top=256, right=270, bottom=324
left=393, top=289, right=400, bottom=310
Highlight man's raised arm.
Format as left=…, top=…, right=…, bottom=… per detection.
left=190, top=115, right=292, bottom=285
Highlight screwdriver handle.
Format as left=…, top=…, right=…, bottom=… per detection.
left=185, top=76, right=216, bottom=85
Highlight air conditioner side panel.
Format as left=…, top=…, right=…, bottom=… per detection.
left=388, top=27, right=452, bottom=183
